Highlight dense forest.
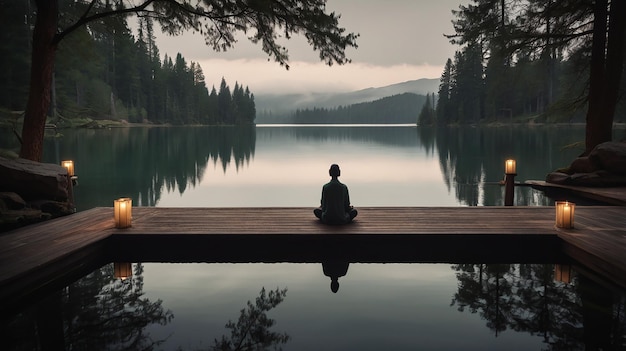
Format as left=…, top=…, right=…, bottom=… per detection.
left=429, top=47, right=612, bottom=125
left=290, top=93, right=426, bottom=124
left=428, top=0, right=625, bottom=129
left=0, top=1, right=255, bottom=126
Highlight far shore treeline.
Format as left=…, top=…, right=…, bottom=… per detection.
left=0, top=2, right=255, bottom=126
left=288, top=93, right=426, bottom=124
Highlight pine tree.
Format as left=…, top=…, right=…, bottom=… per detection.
left=208, top=86, right=219, bottom=124
left=436, top=59, right=453, bottom=126
left=218, top=78, right=233, bottom=124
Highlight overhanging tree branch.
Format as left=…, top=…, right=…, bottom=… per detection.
left=54, top=0, right=157, bottom=45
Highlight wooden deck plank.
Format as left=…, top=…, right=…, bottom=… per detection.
left=527, top=180, right=626, bottom=205
left=122, top=207, right=557, bottom=235
left=0, top=206, right=625, bottom=307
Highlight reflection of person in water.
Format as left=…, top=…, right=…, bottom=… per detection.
left=314, top=164, right=358, bottom=224
left=322, top=261, right=350, bottom=293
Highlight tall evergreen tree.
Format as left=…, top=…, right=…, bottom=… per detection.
left=218, top=77, right=233, bottom=124
left=418, top=93, right=435, bottom=126
left=232, top=82, right=244, bottom=124
left=436, top=59, right=454, bottom=126
left=0, top=0, right=33, bottom=111
left=208, top=86, right=219, bottom=124
left=454, top=43, right=484, bottom=124
left=244, top=87, right=256, bottom=124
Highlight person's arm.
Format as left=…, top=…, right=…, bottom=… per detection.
left=344, top=186, right=351, bottom=211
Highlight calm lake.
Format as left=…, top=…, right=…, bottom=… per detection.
left=31, top=124, right=593, bottom=209
left=3, top=125, right=626, bottom=350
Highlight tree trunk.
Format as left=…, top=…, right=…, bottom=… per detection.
left=603, top=0, right=626, bottom=130
left=51, top=72, right=58, bottom=123
left=585, top=0, right=608, bottom=155
left=19, top=0, right=58, bottom=162
left=583, top=0, right=626, bottom=155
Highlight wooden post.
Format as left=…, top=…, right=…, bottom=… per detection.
left=61, top=160, right=77, bottom=213
left=67, top=174, right=76, bottom=213
left=504, top=173, right=515, bottom=206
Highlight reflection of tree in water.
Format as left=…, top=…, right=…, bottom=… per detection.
left=259, top=125, right=420, bottom=148
left=4, top=263, right=173, bottom=350
left=207, top=287, right=289, bottom=351
left=209, top=126, right=256, bottom=173
left=43, top=126, right=256, bottom=209
left=451, top=264, right=515, bottom=335
left=417, top=127, right=584, bottom=206
left=451, top=263, right=626, bottom=350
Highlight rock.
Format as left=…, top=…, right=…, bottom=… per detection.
left=568, top=157, right=599, bottom=174
left=29, top=199, right=74, bottom=217
left=579, top=170, right=626, bottom=187
left=0, top=192, right=27, bottom=210
left=0, top=157, right=69, bottom=201
left=0, top=158, right=74, bottom=231
left=588, top=141, right=626, bottom=175
left=547, top=170, right=626, bottom=187
left=548, top=141, right=626, bottom=187
left=546, top=172, right=571, bottom=184
left=1, top=208, right=50, bottom=232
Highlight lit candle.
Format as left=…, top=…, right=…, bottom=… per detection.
left=61, top=160, right=75, bottom=176
left=114, top=198, right=132, bottom=228
left=563, top=203, right=571, bottom=227
left=114, top=262, right=133, bottom=280
left=505, top=159, right=516, bottom=175
left=555, top=201, right=575, bottom=229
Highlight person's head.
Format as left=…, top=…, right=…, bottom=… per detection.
left=329, top=164, right=340, bottom=178
left=330, top=280, right=340, bottom=293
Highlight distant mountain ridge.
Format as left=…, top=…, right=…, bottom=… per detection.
left=255, top=78, right=439, bottom=119
left=289, top=92, right=426, bottom=124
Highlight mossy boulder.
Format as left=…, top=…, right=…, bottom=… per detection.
left=547, top=141, right=626, bottom=186
left=0, top=157, right=69, bottom=201
left=0, top=157, right=75, bottom=231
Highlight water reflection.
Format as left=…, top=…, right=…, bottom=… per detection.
left=322, top=261, right=350, bottom=293
left=2, top=262, right=625, bottom=350
left=0, top=125, right=587, bottom=208
left=3, top=263, right=173, bottom=350
left=451, top=264, right=626, bottom=350
left=41, top=126, right=256, bottom=209
left=210, top=287, right=290, bottom=351
left=113, top=262, right=133, bottom=280
left=420, top=126, right=584, bottom=206
left=257, top=124, right=422, bottom=147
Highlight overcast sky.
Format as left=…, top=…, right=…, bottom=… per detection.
left=154, top=0, right=467, bottom=94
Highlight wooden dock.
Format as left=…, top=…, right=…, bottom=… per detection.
left=1, top=206, right=625, bottom=313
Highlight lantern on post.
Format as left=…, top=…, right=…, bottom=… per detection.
left=61, top=160, right=75, bottom=176
left=114, top=198, right=132, bottom=228
left=555, top=201, right=575, bottom=229
left=504, top=159, right=517, bottom=206
left=61, top=160, right=77, bottom=212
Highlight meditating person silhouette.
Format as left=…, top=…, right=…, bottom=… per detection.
left=314, top=164, right=358, bottom=224
left=322, top=261, right=350, bottom=293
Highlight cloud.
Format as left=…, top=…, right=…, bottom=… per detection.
left=153, top=0, right=465, bottom=94
left=198, top=58, right=443, bottom=94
